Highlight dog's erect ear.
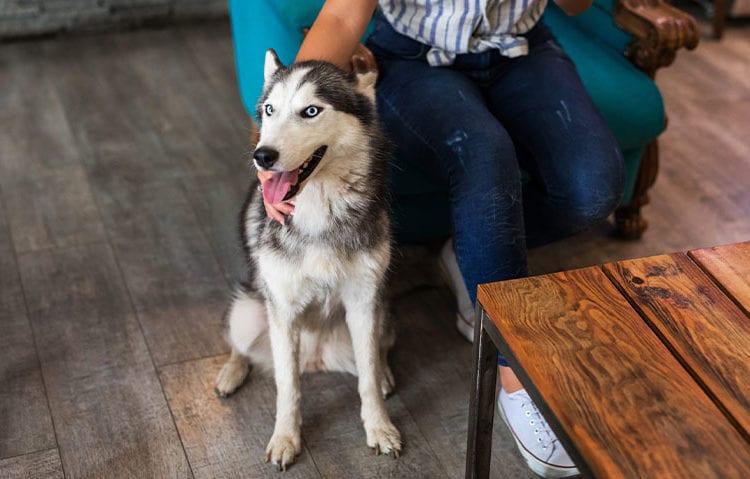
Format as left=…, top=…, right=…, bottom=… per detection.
left=355, top=71, right=377, bottom=102
left=264, top=49, right=284, bottom=84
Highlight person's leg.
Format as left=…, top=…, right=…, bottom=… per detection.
left=367, top=26, right=529, bottom=311
left=484, top=28, right=625, bottom=248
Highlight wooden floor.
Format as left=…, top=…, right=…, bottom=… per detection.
left=1, top=18, right=748, bottom=479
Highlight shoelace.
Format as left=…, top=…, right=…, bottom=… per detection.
left=521, top=400, right=557, bottom=451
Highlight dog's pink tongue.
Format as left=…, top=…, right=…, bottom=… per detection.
left=262, top=170, right=299, bottom=204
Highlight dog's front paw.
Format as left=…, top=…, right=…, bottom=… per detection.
left=265, top=432, right=301, bottom=471
left=365, top=420, right=402, bottom=458
left=215, top=359, right=249, bottom=397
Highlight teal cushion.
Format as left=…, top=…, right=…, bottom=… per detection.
left=572, top=0, right=633, bottom=52
left=229, top=0, right=298, bottom=116
left=544, top=5, right=665, bottom=150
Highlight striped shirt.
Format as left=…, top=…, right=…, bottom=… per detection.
left=379, top=0, right=548, bottom=66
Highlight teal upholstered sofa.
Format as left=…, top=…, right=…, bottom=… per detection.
left=229, top=0, right=698, bottom=242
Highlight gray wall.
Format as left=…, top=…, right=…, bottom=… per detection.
left=0, top=0, right=228, bottom=38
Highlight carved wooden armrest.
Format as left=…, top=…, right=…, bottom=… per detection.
left=614, top=0, right=700, bottom=77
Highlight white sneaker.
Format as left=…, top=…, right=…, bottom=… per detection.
left=498, top=389, right=579, bottom=478
left=437, top=238, right=475, bottom=342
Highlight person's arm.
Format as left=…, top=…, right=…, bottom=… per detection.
left=553, top=0, right=593, bottom=15
left=296, top=0, right=379, bottom=69
left=260, top=0, right=378, bottom=224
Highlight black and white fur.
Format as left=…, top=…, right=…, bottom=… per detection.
left=215, top=50, right=401, bottom=469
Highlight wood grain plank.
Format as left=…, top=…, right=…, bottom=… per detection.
left=0, top=449, right=64, bottom=479
left=0, top=42, right=107, bottom=253
left=48, top=32, right=235, bottom=365
left=298, top=373, right=445, bottom=479
left=93, top=179, right=230, bottom=366
left=113, top=25, right=255, bottom=287
left=181, top=175, right=249, bottom=284
left=175, top=21, right=251, bottom=135
left=0, top=43, right=80, bottom=184
left=0, top=202, right=56, bottom=459
left=116, top=27, right=249, bottom=181
left=689, top=241, right=750, bottom=316
left=478, top=266, right=750, bottom=479
left=2, top=165, right=107, bottom=253
left=48, top=35, right=185, bottom=189
left=604, top=252, right=750, bottom=441
left=17, top=244, right=192, bottom=478
left=159, top=355, right=322, bottom=479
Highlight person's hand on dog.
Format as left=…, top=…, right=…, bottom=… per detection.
left=258, top=170, right=296, bottom=224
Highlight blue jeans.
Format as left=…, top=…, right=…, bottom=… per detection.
left=367, top=15, right=625, bottom=366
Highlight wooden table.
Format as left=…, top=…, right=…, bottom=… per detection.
left=466, top=241, right=750, bottom=478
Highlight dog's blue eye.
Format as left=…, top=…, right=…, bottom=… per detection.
left=302, top=106, right=320, bottom=118
left=264, top=104, right=274, bottom=116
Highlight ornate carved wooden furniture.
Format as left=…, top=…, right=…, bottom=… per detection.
left=612, top=0, right=700, bottom=237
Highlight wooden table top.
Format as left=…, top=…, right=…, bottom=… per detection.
left=477, top=241, right=750, bottom=478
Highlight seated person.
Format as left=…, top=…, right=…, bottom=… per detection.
left=261, top=0, right=624, bottom=477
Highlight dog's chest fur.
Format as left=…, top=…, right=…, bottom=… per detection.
left=243, top=177, right=390, bottom=314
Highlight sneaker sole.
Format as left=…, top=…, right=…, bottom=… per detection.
left=497, top=394, right=580, bottom=478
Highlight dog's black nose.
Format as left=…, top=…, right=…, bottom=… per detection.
left=253, top=147, right=279, bottom=169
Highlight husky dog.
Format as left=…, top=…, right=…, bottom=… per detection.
left=214, top=49, right=401, bottom=469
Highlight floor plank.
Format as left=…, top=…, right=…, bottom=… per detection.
left=0, top=201, right=56, bottom=459
left=175, top=22, right=252, bottom=134
left=114, top=28, right=249, bottom=181
left=120, top=25, right=256, bottom=285
left=0, top=43, right=80, bottom=184
left=2, top=164, right=107, bottom=253
left=181, top=175, right=250, bottom=284
left=297, top=373, right=446, bottom=479
left=92, top=178, right=230, bottom=366
left=46, top=33, right=232, bottom=366
left=17, top=244, right=192, bottom=478
left=48, top=35, right=185, bottom=189
left=0, top=43, right=107, bottom=253
left=0, top=449, right=64, bottom=479
left=159, top=355, right=322, bottom=479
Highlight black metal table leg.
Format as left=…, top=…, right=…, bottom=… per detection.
left=466, top=307, right=499, bottom=479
